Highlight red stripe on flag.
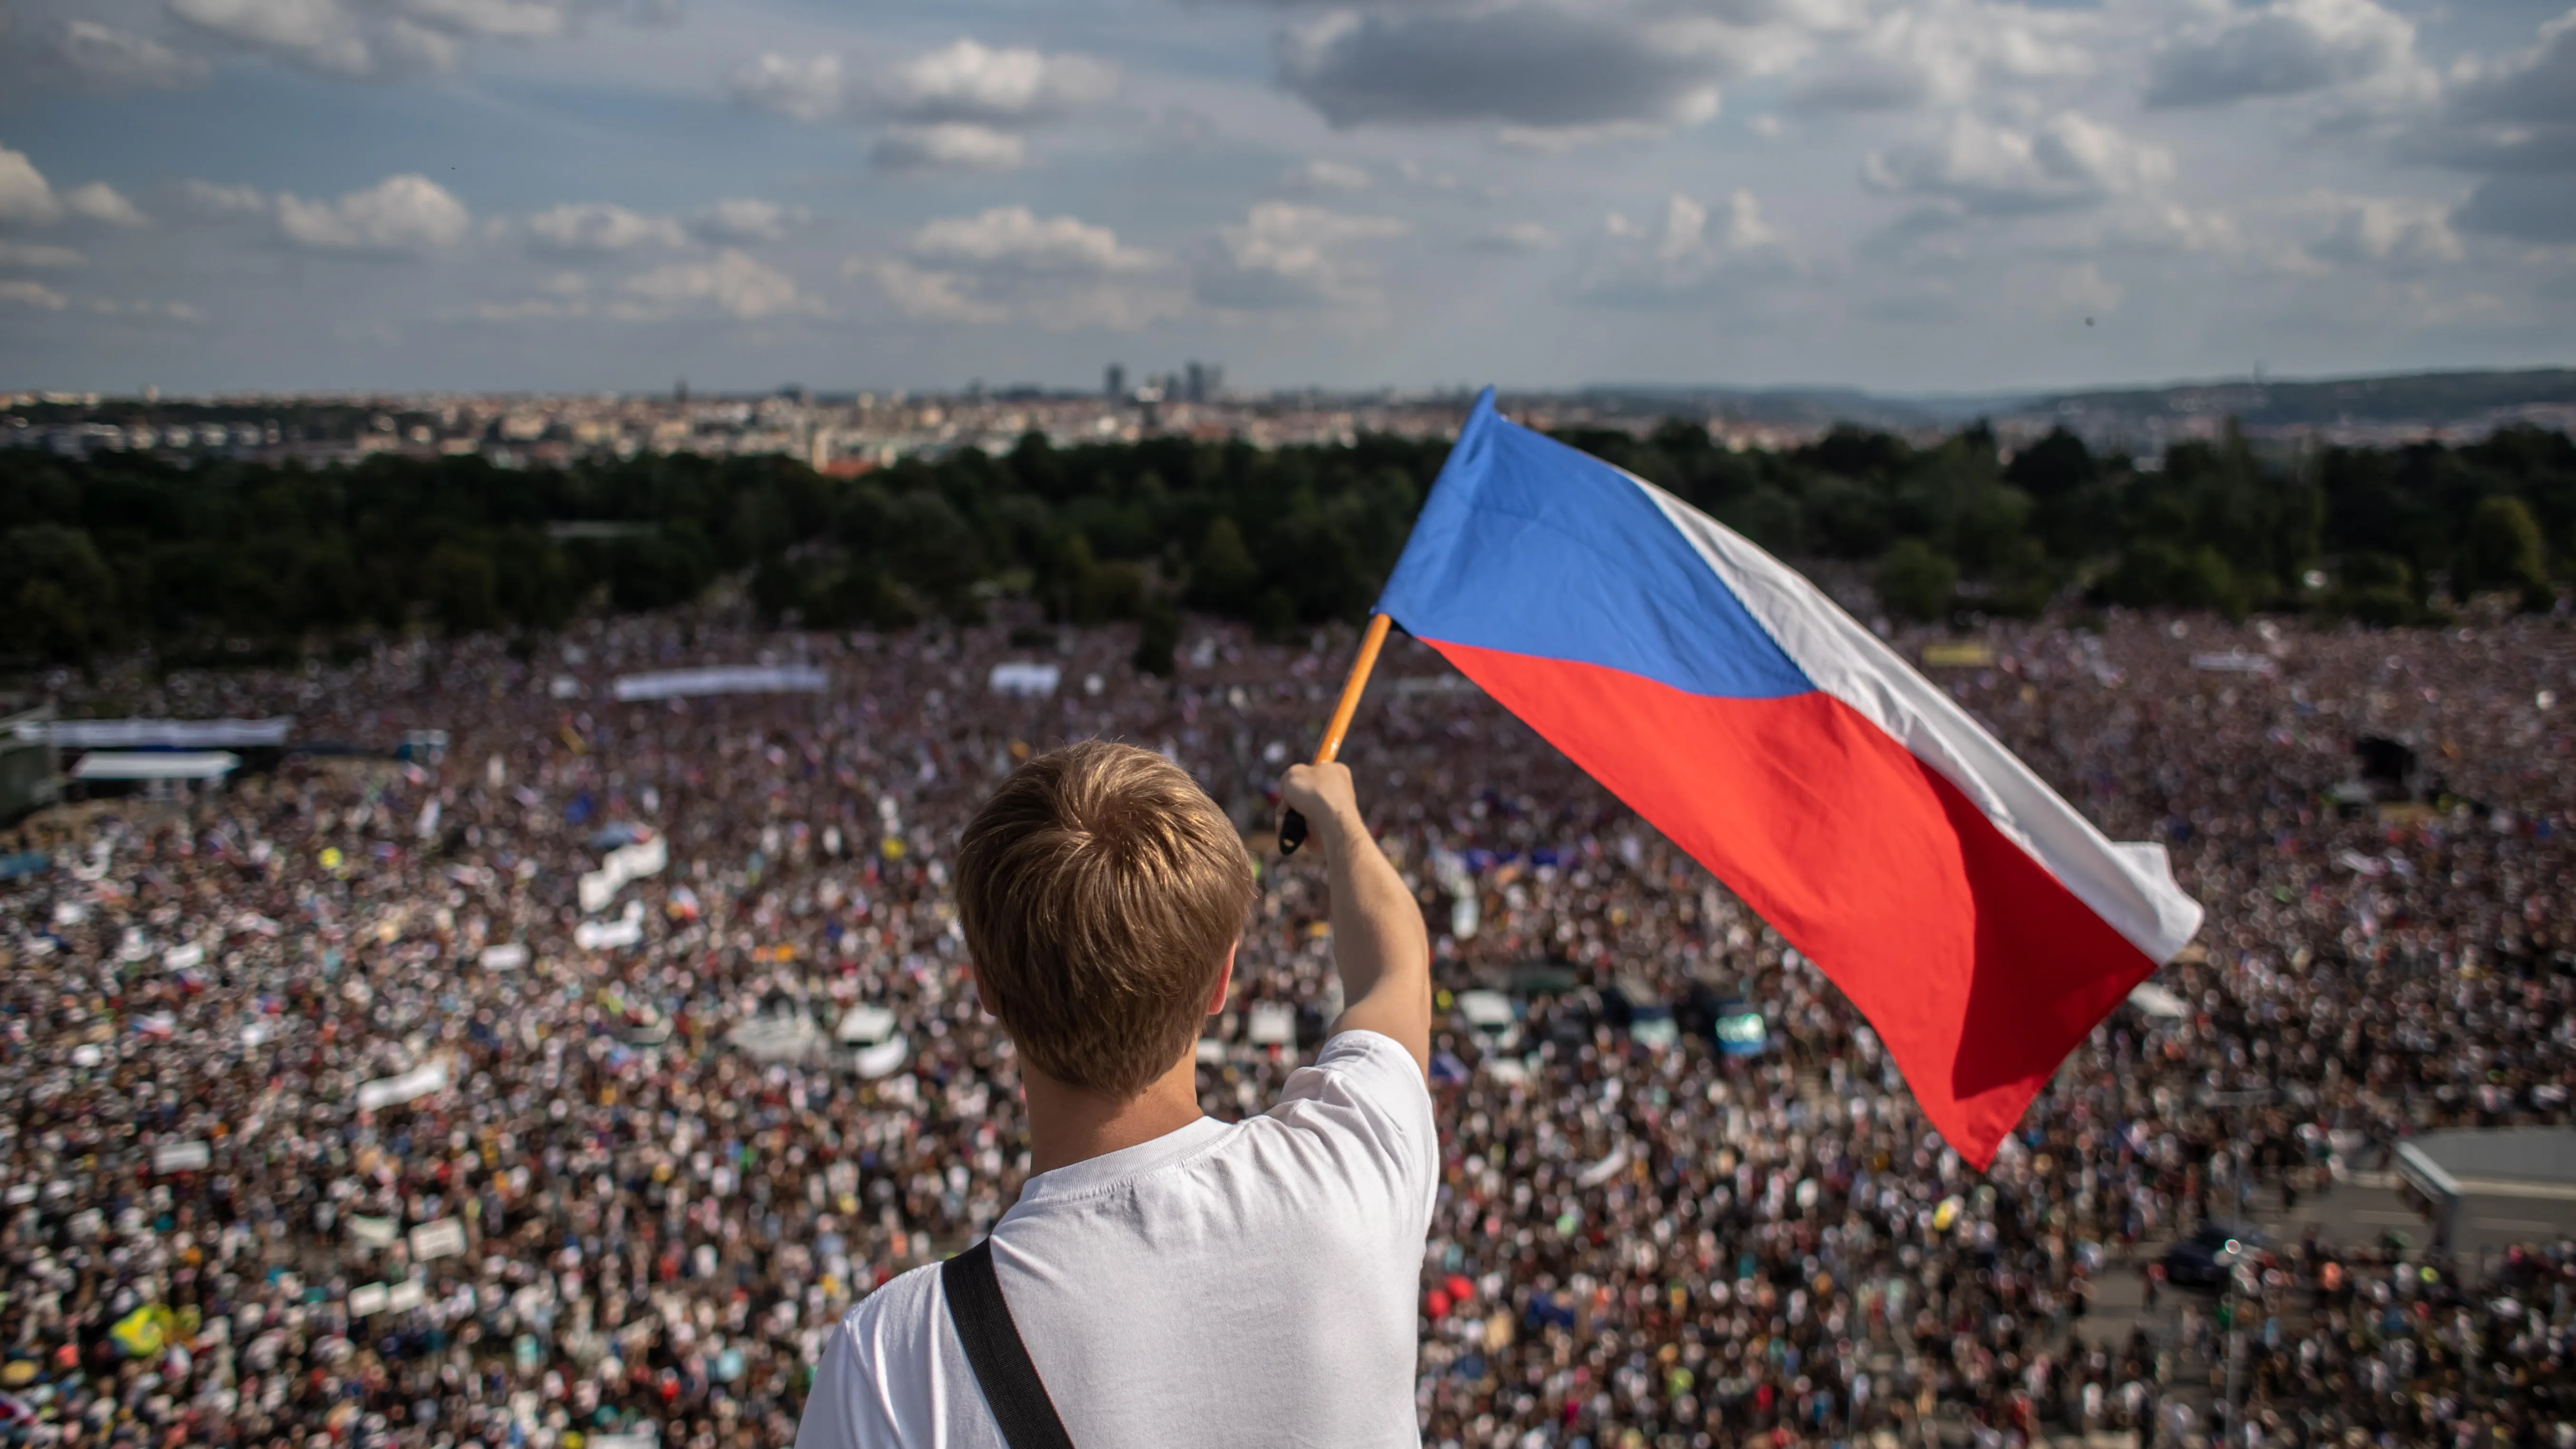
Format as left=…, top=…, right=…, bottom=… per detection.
left=1432, top=639, right=2159, bottom=1165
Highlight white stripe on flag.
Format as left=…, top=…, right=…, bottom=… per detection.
left=1632, top=476, right=2204, bottom=965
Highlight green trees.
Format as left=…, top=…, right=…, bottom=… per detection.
left=1875, top=540, right=1959, bottom=623
left=1, top=411, right=2566, bottom=667
left=3, top=524, right=121, bottom=662
left=1185, top=517, right=1260, bottom=615
left=2460, top=495, right=2549, bottom=609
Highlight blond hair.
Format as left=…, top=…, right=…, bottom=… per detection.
left=956, top=740, right=1256, bottom=1098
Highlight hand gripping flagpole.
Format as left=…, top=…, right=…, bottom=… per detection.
left=1277, top=611, right=1393, bottom=857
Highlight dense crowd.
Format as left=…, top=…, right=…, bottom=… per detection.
left=1, top=602, right=2572, bottom=1449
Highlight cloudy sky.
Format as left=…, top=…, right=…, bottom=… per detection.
left=0, top=0, right=2570, bottom=395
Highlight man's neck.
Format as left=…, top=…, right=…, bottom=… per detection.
left=1019, top=1052, right=1204, bottom=1176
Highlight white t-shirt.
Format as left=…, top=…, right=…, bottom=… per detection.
left=794, top=1029, right=1438, bottom=1449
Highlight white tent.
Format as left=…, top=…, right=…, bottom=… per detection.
left=611, top=666, right=826, bottom=701
left=72, top=751, right=241, bottom=781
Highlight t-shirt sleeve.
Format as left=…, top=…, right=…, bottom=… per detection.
left=794, top=1311, right=882, bottom=1449
left=1265, top=1028, right=1441, bottom=1229
left=795, top=1267, right=967, bottom=1449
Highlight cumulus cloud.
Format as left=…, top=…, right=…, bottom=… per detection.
left=730, top=52, right=844, bottom=122
left=1787, top=0, right=2093, bottom=113
left=876, top=39, right=1117, bottom=124
left=66, top=183, right=150, bottom=227
left=691, top=198, right=803, bottom=244
left=168, top=0, right=374, bottom=76
left=906, top=207, right=1156, bottom=274
left=469, top=270, right=592, bottom=322
left=1274, top=5, right=1728, bottom=139
left=0, top=280, right=70, bottom=310
left=181, top=180, right=272, bottom=218
left=0, top=241, right=86, bottom=268
left=2145, top=0, right=2414, bottom=108
left=871, top=123, right=1026, bottom=173
left=276, top=174, right=472, bottom=253
left=1195, top=201, right=1407, bottom=310
left=0, top=149, right=66, bottom=228
left=50, top=19, right=213, bottom=89
left=163, top=0, right=634, bottom=77
left=392, top=0, right=573, bottom=40
left=2415, top=10, right=2576, bottom=178
left=1572, top=189, right=1791, bottom=303
left=2305, top=192, right=2462, bottom=265
left=1467, top=220, right=1560, bottom=253
left=526, top=202, right=685, bottom=255
left=734, top=39, right=1115, bottom=173
left=0, top=148, right=147, bottom=230
left=862, top=260, right=1005, bottom=325
left=2447, top=9, right=2576, bottom=127
left=1285, top=158, right=1373, bottom=194
left=863, top=207, right=1171, bottom=329
left=1863, top=112, right=2170, bottom=216
left=614, top=248, right=818, bottom=321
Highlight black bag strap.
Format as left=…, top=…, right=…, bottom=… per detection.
left=940, top=1239, right=1077, bottom=1449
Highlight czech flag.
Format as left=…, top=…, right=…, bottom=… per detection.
left=1378, top=392, right=2203, bottom=1165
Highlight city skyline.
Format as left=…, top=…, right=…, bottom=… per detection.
left=0, top=0, right=2572, bottom=396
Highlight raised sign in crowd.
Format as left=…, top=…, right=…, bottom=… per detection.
left=1, top=608, right=2571, bottom=1449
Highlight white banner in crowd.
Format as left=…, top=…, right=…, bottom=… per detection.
left=410, top=1218, right=468, bottom=1261
left=2125, top=980, right=2192, bottom=1018
left=151, top=1141, right=211, bottom=1173
left=1245, top=1001, right=1297, bottom=1046
left=355, top=1059, right=449, bottom=1111
left=43, top=717, right=293, bottom=747
left=578, top=835, right=668, bottom=914
left=610, top=666, right=826, bottom=702
left=987, top=662, right=1062, bottom=697
left=576, top=901, right=646, bottom=951
left=2191, top=650, right=2279, bottom=676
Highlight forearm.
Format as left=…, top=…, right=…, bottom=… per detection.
left=1317, top=807, right=1430, bottom=1069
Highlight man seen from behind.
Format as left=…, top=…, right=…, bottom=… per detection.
left=793, top=740, right=1436, bottom=1448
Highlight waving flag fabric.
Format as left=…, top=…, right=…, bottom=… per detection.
left=1378, top=391, right=2203, bottom=1165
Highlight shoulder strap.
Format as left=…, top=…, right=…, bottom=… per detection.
left=940, top=1239, right=1077, bottom=1449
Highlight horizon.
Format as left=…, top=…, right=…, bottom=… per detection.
left=10, top=362, right=2575, bottom=409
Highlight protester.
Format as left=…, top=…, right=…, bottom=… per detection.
left=1, top=605, right=2570, bottom=1449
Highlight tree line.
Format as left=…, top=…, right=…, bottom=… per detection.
left=3, top=419, right=2570, bottom=670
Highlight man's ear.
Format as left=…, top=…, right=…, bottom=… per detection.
left=967, top=961, right=999, bottom=1018
left=1206, top=939, right=1237, bottom=1017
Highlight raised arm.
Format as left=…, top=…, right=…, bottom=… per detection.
left=1279, top=762, right=1431, bottom=1076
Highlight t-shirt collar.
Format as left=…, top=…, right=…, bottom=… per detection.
left=1008, top=1115, right=1230, bottom=1209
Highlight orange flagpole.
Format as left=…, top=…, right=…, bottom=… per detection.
left=1279, top=611, right=1392, bottom=855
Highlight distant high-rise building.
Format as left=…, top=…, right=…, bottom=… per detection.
left=1105, top=363, right=1125, bottom=400
left=674, top=377, right=688, bottom=403
left=1183, top=361, right=1224, bottom=403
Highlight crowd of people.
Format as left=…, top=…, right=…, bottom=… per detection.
left=1, top=600, right=2571, bottom=1449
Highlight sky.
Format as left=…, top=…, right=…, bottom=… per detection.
left=0, top=0, right=2570, bottom=396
